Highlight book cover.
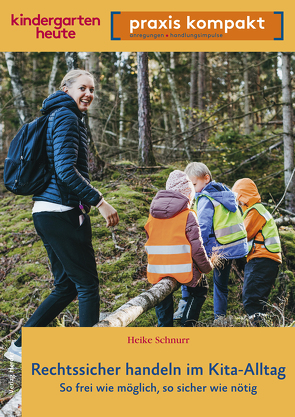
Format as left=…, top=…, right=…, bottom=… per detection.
left=0, top=0, right=294, bottom=416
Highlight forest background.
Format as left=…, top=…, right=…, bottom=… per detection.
left=0, top=50, right=295, bottom=346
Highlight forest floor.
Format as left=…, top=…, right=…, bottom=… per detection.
left=1, top=161, right=295, bottom=404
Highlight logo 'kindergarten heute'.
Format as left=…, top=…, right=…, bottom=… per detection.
left=110, top=11, right=284, bottom=41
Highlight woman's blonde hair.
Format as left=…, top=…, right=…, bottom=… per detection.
left=60, top=69, right=94, bottom=90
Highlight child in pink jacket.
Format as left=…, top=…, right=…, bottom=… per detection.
left=145, top=170, right=213, bottom=326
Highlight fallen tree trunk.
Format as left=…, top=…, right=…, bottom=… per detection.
left=0, top=389, right=22, bottom=417
left=94, top=277, right=180, bottom=327
left=275, top=215, right=295, bottom=227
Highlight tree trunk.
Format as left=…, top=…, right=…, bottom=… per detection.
left=65, top=52, right=78, bottom=71
left=155, top=52, right=190, bottom=158
left=0, top=389, right=22, bottom=417
left=281, top=52, right=295, bottom=211
left=159, top=77, right=169, bottom=155
left=5, top=52, right=31, bottom=124
left=243, top=53, right=251, bottom=135
left=84, top=52, right=91, bottom=71
left=189, top=52, right=198, bottom=132
left=95, top=277, right=179, bottom=327
left=169, top=52, right=177, bottom=148
left=198, top=52, right=206, bottom=144
left=84, top=112, right=105, bottom=175
left=256, top=55, right=262, bottom=125
left=274, top=53, right=280, bottom=122
left=87, top=53, right=101, bottom=148
left=226, top=52, right=232, bottom=121
left=116, top=53, right=126, bottom=156
left=137, top=52, right=156, bottom=166
left=48, top=52, right=59, bottom=95
left=275, top=215, right=295, bottom=227
left=159, top=77, right=169, bottom=134
left=31, top=56, right=37, bottom=111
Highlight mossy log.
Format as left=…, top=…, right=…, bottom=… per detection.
left=0, top=389, right=22, bottom=417
left=94, top=277, right=180, bottom=327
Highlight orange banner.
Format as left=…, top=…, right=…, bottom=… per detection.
left=111, top=11, right=283, bottom=41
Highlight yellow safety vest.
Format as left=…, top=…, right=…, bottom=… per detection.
left=243, top=203, right=281, bottom=253
left=195, top=194, right=247, bottom=247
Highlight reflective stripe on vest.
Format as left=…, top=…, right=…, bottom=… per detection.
left=265, top=236, right=280, bottom=246
left=215, top=223, right=245, bottom=239
left=144, top=209, right=193, bottom=284
left=248, top=236, right=281, bottom=251
left=222, top=239, right=247, bottom=249
left=147, top=263, right=192, bottom=274
left=248, top=240, right=254, bottom=251
left=145, top=245, right=191, bottom=255
left=243, top=203, right=281, bottom=254
left=195, top=193, right=247, bottom=245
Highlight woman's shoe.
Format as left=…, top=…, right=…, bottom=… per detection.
left=4, top=341, right=22, bottom=363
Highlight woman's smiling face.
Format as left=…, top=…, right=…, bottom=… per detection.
left=63, top=74, right=94, bottom=112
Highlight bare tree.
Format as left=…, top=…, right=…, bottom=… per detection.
left=281, top=52, right=295, bottom=211
left=256, top=53, right=262, bottom=125
left=243, top=53, right=251, bottom=135
left=159, top=76, right=169, bottom=134
left=31, top=55, right=37, bottom=111
left=189, top=52, right=198, bottom=132
left=48, top=52, right=60, bottom=95
left=5, top=52, right=31, bottom=124
left=87, top=52, right=101, bottom=148
left=116, top=52, right=127, bottom=156
left=198, top=52, right=206, bottom=144
left=65, top=52, right=78, bottom=71
left=137, top=52, right=156, bottom=166
left=169, top=52, right=177, bottom=148
left=226, top=52, right=232, bottom=121
left=155, top=52, right=190, bottom=158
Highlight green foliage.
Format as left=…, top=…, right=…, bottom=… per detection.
left=269, top=228, right=295, bottom=317
left=195, top=126, right=285, bottom=205
left=149, top=167, right=174, bottom=189
left=280, top=229, right=295, bottom=269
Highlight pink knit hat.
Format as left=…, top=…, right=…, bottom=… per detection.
left=166, top=170, right=195, bottom=205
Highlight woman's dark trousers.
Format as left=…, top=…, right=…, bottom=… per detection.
left=16, top=208, right=100, bottom=346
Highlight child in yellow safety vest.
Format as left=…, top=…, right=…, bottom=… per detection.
left=232, top=178, right=282, bottom=326
left=144, top=170, right=213, bottom=327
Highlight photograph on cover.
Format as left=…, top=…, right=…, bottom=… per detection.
left=0, top=51, right=294, bottom=370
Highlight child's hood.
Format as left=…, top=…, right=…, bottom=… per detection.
left=195, top=181, right=238, bottom=213
left=232, top=178, right=261, bottom=208
left=150, top=190, right=190, bottom=219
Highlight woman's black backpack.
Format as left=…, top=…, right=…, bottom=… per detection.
left=4, top=113, right=53, bottom=195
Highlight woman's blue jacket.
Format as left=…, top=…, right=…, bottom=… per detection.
left=33, top=90, right=102, bottom=207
